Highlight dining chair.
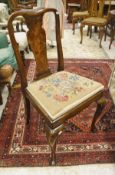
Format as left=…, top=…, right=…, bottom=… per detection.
left=72, top=0, right=90, bottom=34
left=8, top=0, right=35, bottom=32
left=80, top=0, right=112, bottom=48
left=8, top=8, right=105, bottom=165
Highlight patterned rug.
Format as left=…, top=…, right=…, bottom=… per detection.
left=0, top=59, right=115, bottom=167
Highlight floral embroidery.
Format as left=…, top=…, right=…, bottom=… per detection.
left=36, top=71, right=99, bottom=103
left=27, top=70, right=104, bottom=118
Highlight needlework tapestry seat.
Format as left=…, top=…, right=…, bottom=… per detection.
left=27, top=71, right=104, bottom=120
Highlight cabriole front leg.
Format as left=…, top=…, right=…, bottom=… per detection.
left=91, top=97, right=107, bottom=132
left=45, top=124, right=64, bottom=166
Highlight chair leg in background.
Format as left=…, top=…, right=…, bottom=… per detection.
left=72, top=20, right=76, bottom=34
left=87, top=26, right=90, bottom=36
left=109, top=29, right=115, bottom=49
left=104, top=25, right=108, bottom=41
left=99, top=26, right=105, bottom=48
left=16, top=22, right=20, bottom=32
left=89, top=26, right=92, bottom=38
left=80, top=24, right=84, bottom=44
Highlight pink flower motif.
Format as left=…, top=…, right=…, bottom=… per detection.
left=54, top=94, right=68, bottom=102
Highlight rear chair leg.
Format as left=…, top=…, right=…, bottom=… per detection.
left=24, top=96, right=31, bottom=124
left=89, top=26, right=92, bottom=38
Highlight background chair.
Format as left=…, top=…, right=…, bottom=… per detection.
left=8, top=0, right=35, bottom=32
left=80, top=0, right=112, bottom=48
left=0, top=32, right=17, bottom=104
left=72, top=0, right=90, bottom=34
left=104, top=9, right=115, bottom=49
left=8, top=9, right=105, bottom=165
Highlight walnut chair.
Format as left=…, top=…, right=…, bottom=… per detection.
left=72, top=0, right=90, bottom=34
left=80, top=0, right=112, bottom=48
left=8, top=9, right=105, bottom=165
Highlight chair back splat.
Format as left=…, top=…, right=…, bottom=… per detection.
left=8, top=9, right=105, bottom=165
left=88, top=0, right=97, bottom=16
left=80, top=0, right=89, bottom=11
left=8, top=9, right=64, bottom=80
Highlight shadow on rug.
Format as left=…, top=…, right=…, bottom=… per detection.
left=0, top=59, right=115, bottom=166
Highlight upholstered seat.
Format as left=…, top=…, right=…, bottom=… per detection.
left=0, top=44, right=17, bottom=69
left=83, top=17, right=107, bottom=25
left=73, top=11, right=89, bottom=17
left=0, top=33, right=17, bottom=68
left=27, top=71, right=104, bottom=120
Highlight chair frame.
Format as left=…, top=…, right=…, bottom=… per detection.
left=8, top=8, right=105, bottom=165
